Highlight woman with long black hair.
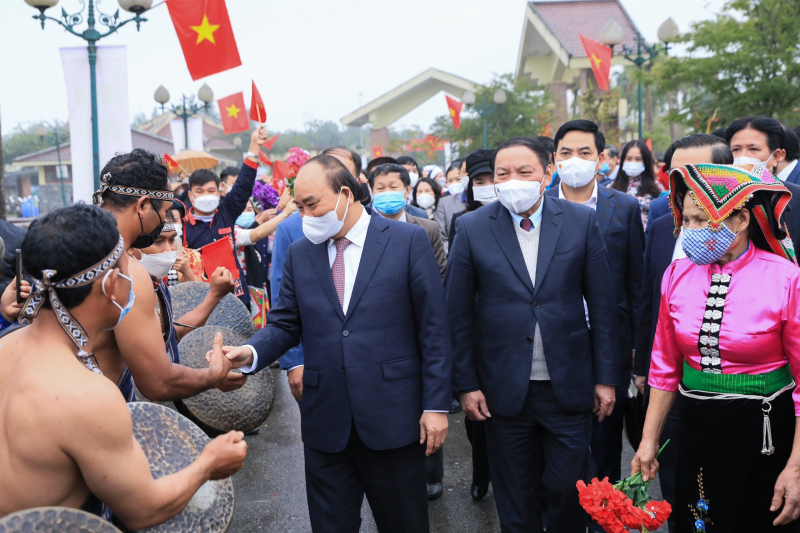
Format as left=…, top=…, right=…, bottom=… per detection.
left=611, top=139, right=665, bottom=228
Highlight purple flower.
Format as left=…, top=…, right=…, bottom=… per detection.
left=253, top=181, right=280, bottom=209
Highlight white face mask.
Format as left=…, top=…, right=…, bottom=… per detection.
left=139, top=250, right=178, bottom=279
left=447, top=182, right=465, bottom=195
left=302, top=188, right=349, bottom=245
left=416, top=193, right=436, bottom=209
left=557, top=157, right=598, bottom=188
left=734, top=150, right=775, bottom=169
left=408, top=172, right=419, bottom=187
left=193, top=194, right=220, bottom=213
left=495, top=179, right=544, bottom=214
left=622, top=161, right=645, bottom=177
left=472, top=185, right=498, bottom=205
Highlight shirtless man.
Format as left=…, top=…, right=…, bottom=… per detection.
left=92, top=127, right=265, bottom=400
left=0, top=205, right=246, bottom=528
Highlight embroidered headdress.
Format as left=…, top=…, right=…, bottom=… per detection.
left=92, top=172, right=174, bottom=207
left=19, top=235, right=125, bottom=374
left=669, top=163, right=795, bottom=263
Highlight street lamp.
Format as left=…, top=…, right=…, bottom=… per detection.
left=462, top=88, right=507, bottom=149
left=35, top=121, right=68, bottom=206
left=24, top=0, right=152, bottom=191
left=601, top=18, right=679, bottom=139
left=154, top=84, right=215, bottom=151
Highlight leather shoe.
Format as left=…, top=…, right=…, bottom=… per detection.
left=427, top=482, right=443, bottom=500
left=471, top=483, right=488, bottom=501
left=448, top=398, right=462, bottom=414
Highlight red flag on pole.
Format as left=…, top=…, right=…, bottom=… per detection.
left=199, top=237, right=244, bottom=297
left=579, top=34, right=612, bottom=91
left=273, top=160, right=291, bottom=186
left=264, top=134, right=280, bottom=150
left=258, top=151, right=273, bottom=167
left=163, top=153, right=180, bottom=174
left=445, top=95, right=463, bottom=130
left=217, top=92, right=249, bottom=135
left=250, top=81, right=266, bottom=123
left=166, top=0, right=242, bottom=81
left=372, top=146, right=384, bottom=158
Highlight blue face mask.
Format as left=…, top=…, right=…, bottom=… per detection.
left=373, top=191, right=406, bottom=216
left=600, top=162, right=610, bottom=174
left=682, top=223, right=738, bottom=265
left=102, top=270, right=135, bottom=330
left=236, top=212, right=255, bottom=228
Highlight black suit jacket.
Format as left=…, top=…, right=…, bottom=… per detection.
left=248, top=212, right=452, bottom=453
left=546, top=186, right=645, bottom=370
left=0, top=220, right=26, bottom=294
left=782, top=161, right=800, bottom=185
left=445, top=198, right=620, bottom=416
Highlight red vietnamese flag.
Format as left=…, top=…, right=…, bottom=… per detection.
left=217, top=92, right=249, bottom=135
left=372, top=146, right=384, bottom=158
left=579, top=34, right=612, bottom=91
left=445, top=95, right=463, bottom=130
left=258, top=151, right=273, bottom=168
left=273, top=160, right=291, bottom=186
left=263, top=134, right=280, bottom=150
left=166, top=0, right=242, bottom=81
left=163, top=153, right=180, bottom=174
left=250, top=81, right=266, bottom=123
left=646, top=137, right=653, bottom=151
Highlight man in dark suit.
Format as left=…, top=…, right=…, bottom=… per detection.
left=778, top=125, right=800, bottom=185
left=446, top=137, right=620, bottom=532
left=224, top=155, right=452, bottom=533
left=546, top=120, right=644, bottom=487
left=634, top=133, right=734, bottom=533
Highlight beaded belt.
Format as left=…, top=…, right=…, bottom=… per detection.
left=679, top=361, right=795, bottom=455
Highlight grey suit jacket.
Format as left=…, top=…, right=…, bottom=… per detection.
left=407, top=213, right=447, bottom=280
left=434, top=193, right=466, bottom=249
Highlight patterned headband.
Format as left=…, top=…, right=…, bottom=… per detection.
left=19, top=235, right=125, bottom=374
left=162, top=223, right=179, bottom=232
left=92, top=173, right=174, bottom=206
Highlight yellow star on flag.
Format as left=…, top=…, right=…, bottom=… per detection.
left=191, top=15, right=220, bottom=45
left=450, top=109, right=456, bottom=117
left=592, top=54, right=602, bottom=69
left=226, top=103, right=241, bottom=118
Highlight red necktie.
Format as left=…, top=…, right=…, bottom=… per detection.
left=331, top=238, right=351, bottom=307
left=520, top=218, right=533, bottom=232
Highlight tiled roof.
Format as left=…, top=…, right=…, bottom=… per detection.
left=530, top=0, right=641, bottom=58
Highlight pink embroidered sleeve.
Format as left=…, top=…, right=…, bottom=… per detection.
left=648, top=263, right=683, bottom=392
left=781, top=271, right=800, bottom=415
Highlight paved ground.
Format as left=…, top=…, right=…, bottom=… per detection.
left=230, top=368, right=662, bottom=532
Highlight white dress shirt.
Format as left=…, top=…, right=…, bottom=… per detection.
left=778, top=159, right=798, bottom=181
left=672, top=227, right=687, bottom=261
left=558, top=181, right=599, bottom=326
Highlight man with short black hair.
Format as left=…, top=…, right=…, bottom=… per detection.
left=726, top=115, right=786, bottom=171
left=0, top=204, right=247, bottom=527
left=548, top=119, right=644, bottom=491
left=777, top=125, right=800, bottom=184
left=224, top=154, right=451, bottom=533
left=93, top=148, right=244, bottom=402
left=447, top=135, right=619, bottom=532
left=219, top=166, right=240, bottom=196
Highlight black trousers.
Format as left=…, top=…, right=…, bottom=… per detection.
left=673, top=389, right=799, bottom=532
left=590, top=379, right=628, bottom=484
left=485, top=381, right=592, bottom=533
left=426, top=448, right=443, bottom=484
left=303, top=426, right=429, bottom=533
left=465, top=416, right=491, bottom=486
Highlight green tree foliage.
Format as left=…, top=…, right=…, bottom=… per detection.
left=1, top=123, right=70, bottom=162
left=647, top=0, right=800, bottom=129
left=430, top=73, right=554, bottom=152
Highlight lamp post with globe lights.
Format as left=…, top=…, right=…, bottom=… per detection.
left=462, top=88, right=507, bottom=150
left=23, top=0, right=154, bottom=190
left=600, top=18, right=679, bottom=139
left=154, top=84, right=215, bottom=151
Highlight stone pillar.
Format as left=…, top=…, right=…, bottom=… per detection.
left=547, top=82, right=569, bottom=134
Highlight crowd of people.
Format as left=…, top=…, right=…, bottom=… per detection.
left=1, top=114, right=800, bottom=533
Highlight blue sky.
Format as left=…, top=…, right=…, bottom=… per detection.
left=0, top=0, right=725, bottom=134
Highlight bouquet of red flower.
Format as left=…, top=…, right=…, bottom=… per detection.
left=576, top=440, right=672, bottom=533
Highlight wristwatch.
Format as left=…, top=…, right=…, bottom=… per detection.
left=245, top=151, right=257, bottom=160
